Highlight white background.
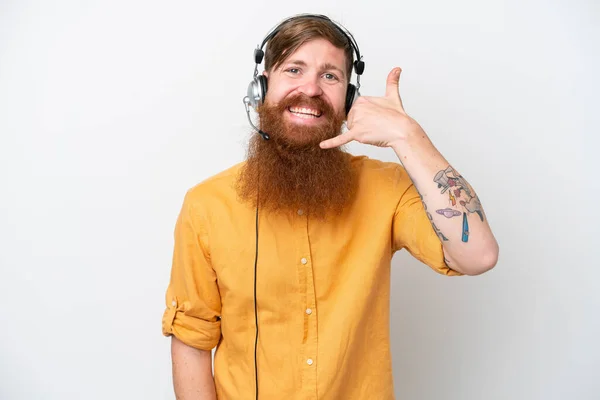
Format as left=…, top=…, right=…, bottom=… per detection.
left=0, top=0, right=598, bottom=399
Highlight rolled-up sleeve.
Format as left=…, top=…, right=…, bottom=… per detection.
left=391, top=167, right=463, bottom=277
left=161, top=191, right=222, bottom=350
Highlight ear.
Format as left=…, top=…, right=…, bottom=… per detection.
left=262, top=71, right=269, bottom=78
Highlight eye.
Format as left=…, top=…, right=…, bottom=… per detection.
left=285, top=67, right=300, bottom=74
left=323, top=73, right=339, bottom=81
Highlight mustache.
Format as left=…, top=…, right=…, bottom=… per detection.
left=274, top=93, right=335, bottom=117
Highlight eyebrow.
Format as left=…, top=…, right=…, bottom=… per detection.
left=285, top=59, right=346, bottom=79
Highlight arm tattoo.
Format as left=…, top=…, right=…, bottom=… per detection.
left=433, top=166, right=484, bottom=243
left=407, top=169, right=450, bottom=242
left=419, top=193, right=449, bottom=242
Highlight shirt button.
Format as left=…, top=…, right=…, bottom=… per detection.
left=307, top=358, right=314, bottom=366
left=171, top=300, right=176, bottom=307
left=301, top=257, right=308, bottom=265
left=297, top=209, right=304, bottom=215
left=306, top=308, right=312, bottom=315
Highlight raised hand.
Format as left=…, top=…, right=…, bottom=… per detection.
left=320, top=67, right=424, bottom=150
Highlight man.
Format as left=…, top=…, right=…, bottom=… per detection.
left=161, top=14, right=498, bottom=400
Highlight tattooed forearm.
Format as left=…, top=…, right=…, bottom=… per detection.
left=392, top=136, right=498, bottom=274
left=432, top=166, right=484, bottom=242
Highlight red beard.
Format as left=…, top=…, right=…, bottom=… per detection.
left=236, top=93, right=358, bottom=220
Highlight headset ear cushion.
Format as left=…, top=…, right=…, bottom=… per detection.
left=345, top=84, right=357, bottom=115
left=257, top=75, right=268, bottom=106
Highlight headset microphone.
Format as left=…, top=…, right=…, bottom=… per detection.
left=243, top=96, right=270, bottom=140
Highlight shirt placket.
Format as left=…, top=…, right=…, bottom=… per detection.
left=295, top=208, right=318, bottom=399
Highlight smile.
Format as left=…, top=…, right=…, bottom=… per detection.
left=287, top=106, right=322, bottom=118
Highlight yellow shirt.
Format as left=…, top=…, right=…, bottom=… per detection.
left=162, top=154, right=462, bottom=400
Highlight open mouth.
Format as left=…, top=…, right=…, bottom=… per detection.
left=287, top=106, right=323, bottom=119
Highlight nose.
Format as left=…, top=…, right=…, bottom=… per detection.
left=297, top=78, right=323, bottom=97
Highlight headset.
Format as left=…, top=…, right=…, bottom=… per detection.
left=244, top=14, right=365, bottom=400
left=243, top=13, right=365, bottom=141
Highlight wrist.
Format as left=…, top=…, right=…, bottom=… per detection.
left=390, top=126, right=425, bottom=153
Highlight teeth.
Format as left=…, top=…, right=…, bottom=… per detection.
left=289, top=107, right=321, bottom=117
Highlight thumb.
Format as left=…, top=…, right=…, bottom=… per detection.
left=385, top=67, right=401, bottom=100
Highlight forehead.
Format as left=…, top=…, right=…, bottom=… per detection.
left=281, top=38, right=347, bottom=68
